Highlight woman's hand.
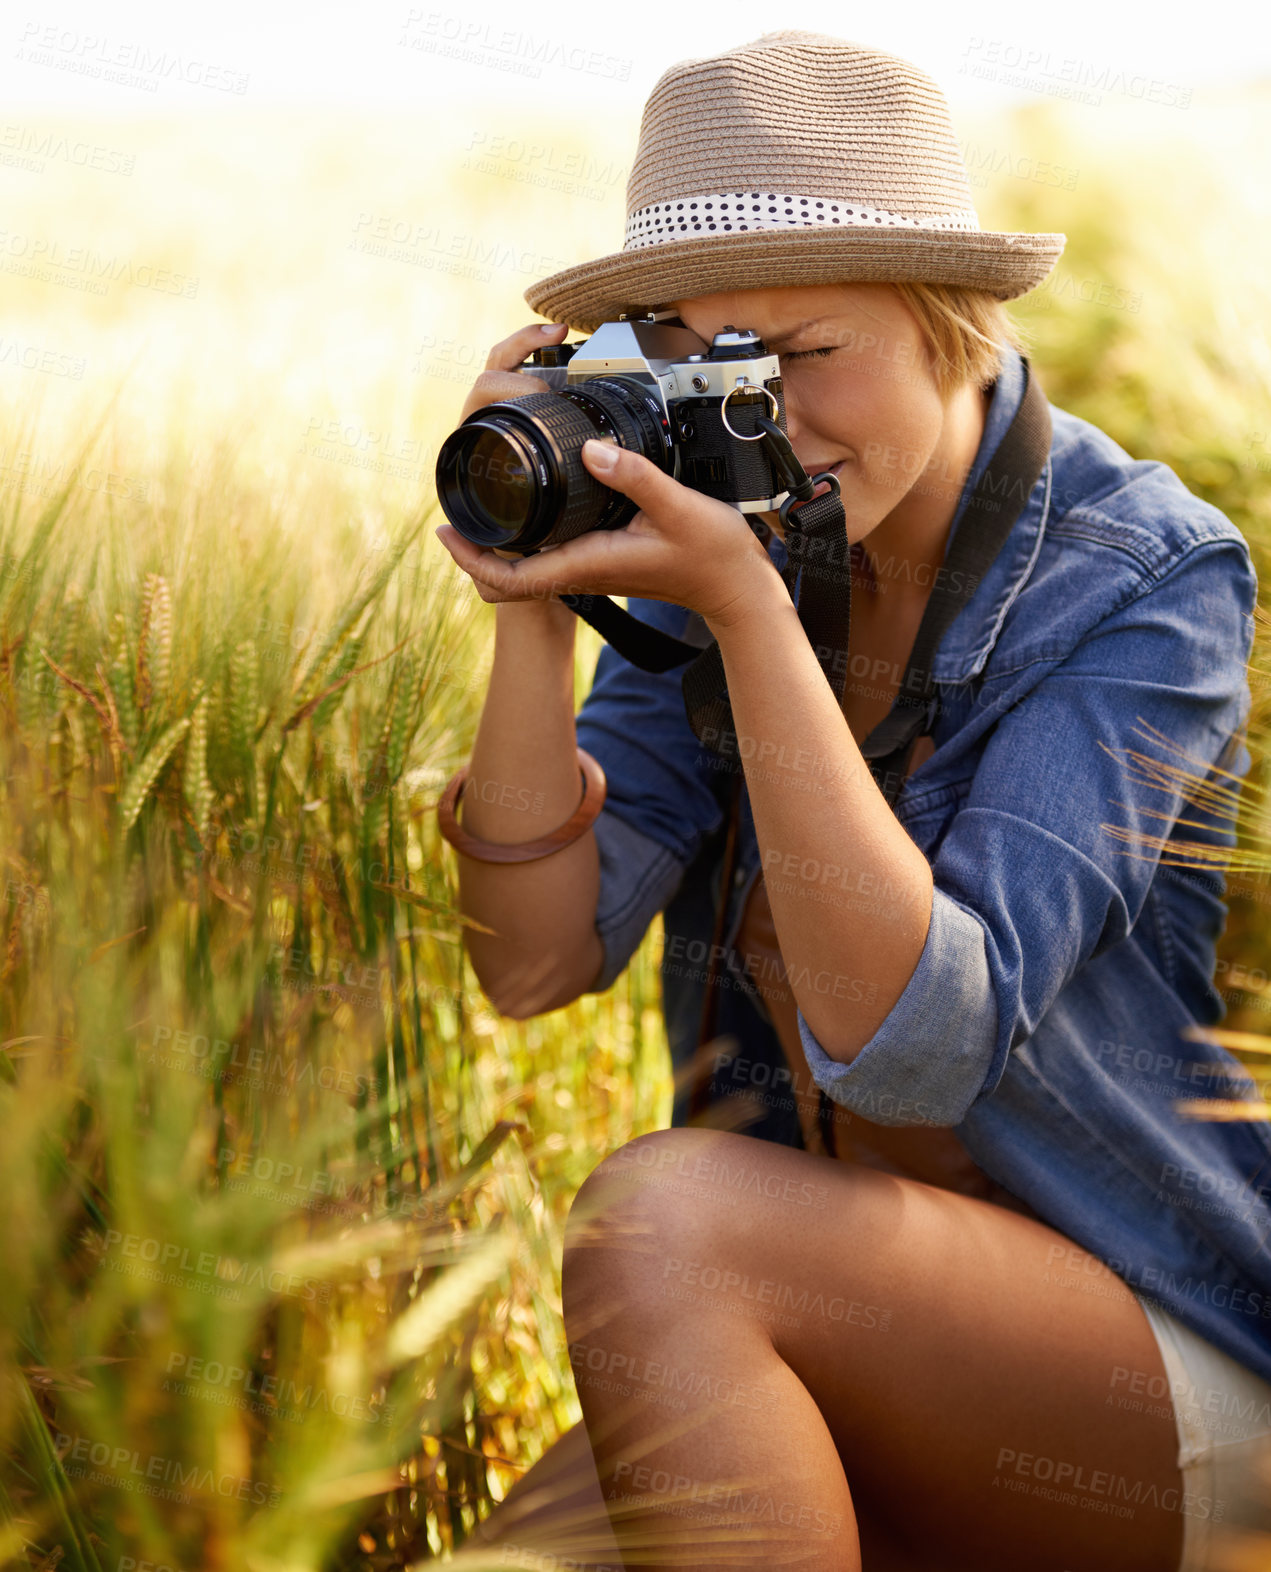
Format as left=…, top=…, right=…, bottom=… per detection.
left=458, top=320, right=566, bottom=422
left=436, top=440, right=783, bottom=630
left=437, top=330, right=786, bottom=631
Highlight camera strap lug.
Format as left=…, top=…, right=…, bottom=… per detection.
left=756, top=416, right=817, bottom=506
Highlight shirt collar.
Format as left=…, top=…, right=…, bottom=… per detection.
left=927, top=345, right=1052, bottom=682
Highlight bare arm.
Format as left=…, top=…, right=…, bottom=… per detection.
left=443, top=322, right=605, bottom=1018
left=707, top=575, right=933, bottom=1060
left=456, top=595, right=605, bottom=1018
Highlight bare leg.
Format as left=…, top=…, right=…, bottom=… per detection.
left=560, top=1127, right=1186, bottom=1572
left=467, top=1418, right=626, bottom=1571
left=467, top=1416, right=926, bottom=1572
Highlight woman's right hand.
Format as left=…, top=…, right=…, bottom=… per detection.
left=450, top=321, right=578, bottom=591
left=458, top=320, right=570, bottom=421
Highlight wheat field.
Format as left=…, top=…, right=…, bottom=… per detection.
left=1, top=85, right=1269, bottom=1570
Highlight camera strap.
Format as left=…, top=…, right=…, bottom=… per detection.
left=860, top=365, right=1051, bottom=803
left=559, top=360, right=1051, bottom=808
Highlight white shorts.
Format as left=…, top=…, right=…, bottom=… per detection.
left=1135, top=1295, right=1271, bottom=1572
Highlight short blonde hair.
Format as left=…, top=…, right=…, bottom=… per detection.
left=892, top=282, right=1024, bottom=396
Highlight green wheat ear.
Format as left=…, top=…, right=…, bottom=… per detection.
left=308, top=627, right=366, bottom=733
left=108, top=610, right=140, bottom=753
left=386, top=653, right=420, bottom=785
left=230, top=636, right=259, bottom=762
left=118, top=715, right=190, bottom=832
left=53, top=592, right=85, bottom=709
left=183, top=693, right=213, bottom=845
left=137, top=571, right=173, bottom=720
left=16, top=638, right=44, bottom=735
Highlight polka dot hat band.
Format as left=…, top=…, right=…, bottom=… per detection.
left=523, top=30, right=1066, bottom=332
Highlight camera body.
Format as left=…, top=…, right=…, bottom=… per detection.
left=435, top=313, right=793, bottom=552
left=521, top=315, right=789, bottom=510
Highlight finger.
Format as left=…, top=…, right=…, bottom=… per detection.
left=436, top=525, right=533, bottom=596
left=458, top=322, right=570, bottom=421
left=485, top=320, right=569, bottom=374
left=459, top=369, right=550, bottom=421
left=435, top=524, right=533, bottom=573
left=580, top=438, right=688, bottom=519
left=436, top=523, right=617, bottom=604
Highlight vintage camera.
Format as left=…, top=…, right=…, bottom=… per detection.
left=435, top=313, right=794, bottom=552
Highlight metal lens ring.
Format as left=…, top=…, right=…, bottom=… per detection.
left=719, top=382, right=780, bottom=442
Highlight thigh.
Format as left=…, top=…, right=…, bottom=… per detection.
left=572, top=1126, right=1186, bottom=1572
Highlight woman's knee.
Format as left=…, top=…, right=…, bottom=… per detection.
left=561, top=1126, right=854, bottom=1318
left=562, top=1128, right=755, bottom=1308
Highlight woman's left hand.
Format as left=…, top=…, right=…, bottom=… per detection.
left=434, top=439, right=786, bottom=632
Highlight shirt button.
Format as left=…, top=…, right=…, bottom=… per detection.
left=734, top=867, right=747, bottom=888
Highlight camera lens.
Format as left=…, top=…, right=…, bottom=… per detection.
left=436, top=380, right=672, bottom=552
left=457, top=427, right=537, bottom=544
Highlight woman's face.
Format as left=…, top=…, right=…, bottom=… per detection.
left=669, top=282, right=966, bottom=547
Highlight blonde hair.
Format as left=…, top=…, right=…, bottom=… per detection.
left=891, top=282, right=1024, bottom=396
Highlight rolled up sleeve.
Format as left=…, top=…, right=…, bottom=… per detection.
left=797, top=534, right=1256, bottom=1126
left=797, top=886, right=998, bottom=1125
left=588, top=808, right=688, bottom=994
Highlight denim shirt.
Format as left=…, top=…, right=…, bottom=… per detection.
left=573, top=346, right=1271, bottom=1383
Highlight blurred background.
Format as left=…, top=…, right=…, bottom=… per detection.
left=2, top=3, right=1269, bottom=1568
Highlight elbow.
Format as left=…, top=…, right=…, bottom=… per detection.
left=469, top=932, right=607, bottom=1021
left=472, top=967, right=564, bottom=1024
left=462, top=955, right=532, bottom=1022
left=470, top=981, right=551, bottom=1023
left=462, top=928, right=560, bottom=1021
left=488, top=994, right=537, bottom=1023
left=796, top=997, right=869, bottom=1066
left=485, top=980, right=582, bottom=1022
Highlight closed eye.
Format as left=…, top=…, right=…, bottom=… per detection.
left=782, top=346, right=837, bottom=361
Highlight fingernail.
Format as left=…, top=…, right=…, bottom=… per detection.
left=583, top=439, right=619, bottom=472
left=540, top=322, right=566, bottom=335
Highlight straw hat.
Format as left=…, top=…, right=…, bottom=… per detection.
left=524, top=30, right=1065, bottom=331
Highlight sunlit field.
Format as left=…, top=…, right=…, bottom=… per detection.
left=2, top=84, right=1270, bottom=1569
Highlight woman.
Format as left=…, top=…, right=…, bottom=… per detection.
left=435, top=31, right=1271, bottom=1572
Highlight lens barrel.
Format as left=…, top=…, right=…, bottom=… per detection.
left=436, top=378, right=673, bottom=551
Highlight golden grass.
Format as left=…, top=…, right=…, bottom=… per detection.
left=1, top=87, right=1269, bottom=1567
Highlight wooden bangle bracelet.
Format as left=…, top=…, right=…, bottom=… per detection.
left=436, top=746, right=607, bottom=863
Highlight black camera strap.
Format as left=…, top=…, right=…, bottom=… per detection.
left=559, top=361, right=1051, bottom=808
left=861, top=366, right=1052, bottom=802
